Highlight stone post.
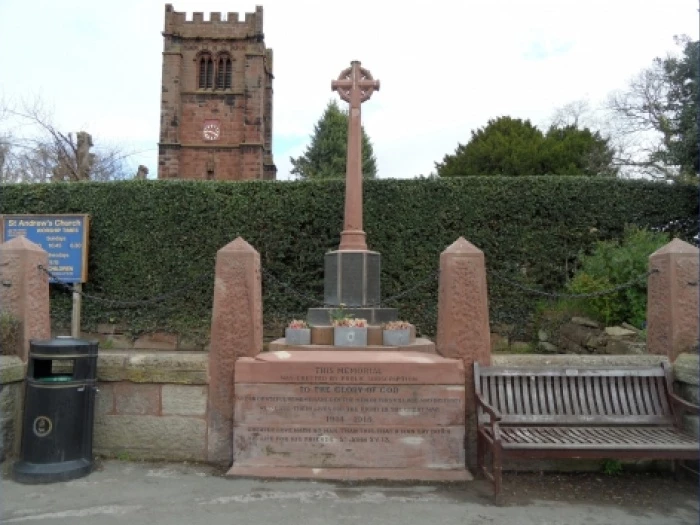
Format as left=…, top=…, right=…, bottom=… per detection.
left=647, top=238, right=699, bottom=363
left=0, top=237, right=51, bottom=361
left=207, top=237, right=263, bottom=465
left=436, top=237, right=491, bottom=467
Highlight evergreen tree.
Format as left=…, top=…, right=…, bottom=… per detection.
left=435, top=116, right=616, bottom=177
left=290, top=100, right=377, bottom=180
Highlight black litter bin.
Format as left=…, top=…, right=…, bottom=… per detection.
left=13, top=337, right=98, bottom=483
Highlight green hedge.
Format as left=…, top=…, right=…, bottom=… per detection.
left=0, top=177, right=696, bottom=340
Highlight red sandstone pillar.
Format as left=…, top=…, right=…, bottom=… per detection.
left=647, top=238, right=699, bottom=363
left=0, top=237, right=50, bottom=361
left=436, top=237, right=491, bottom=467
left=207, top=237, right=263, bottom=465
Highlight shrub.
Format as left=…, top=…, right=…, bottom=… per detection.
left=565, top=225, right=670, bottom=327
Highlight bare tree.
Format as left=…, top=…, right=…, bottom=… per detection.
left=606, top=35, right=698, bottom=181
left=0, top=96, right=134, bottom=183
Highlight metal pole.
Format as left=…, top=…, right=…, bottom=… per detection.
left=71, top=283, right=82, bottom=338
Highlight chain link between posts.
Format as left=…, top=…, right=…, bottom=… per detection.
left=39, top=260, right=659, bottom=314
left=488, top=268, right=658, bottom=299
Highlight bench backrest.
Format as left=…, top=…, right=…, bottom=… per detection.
left=474, top=363, right=674, bottom=425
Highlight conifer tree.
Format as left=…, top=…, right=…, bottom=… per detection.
left=290, top=100, right=377, bottom=180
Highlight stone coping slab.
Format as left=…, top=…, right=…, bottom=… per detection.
left=96, top=351, right=208, bottom=384
left=674, top=353, right=699, bottom=386
left=0, top=355, right=25, bottom=384
left=235, top=350, right=465, bottom=385
left=227, top=466, right=472, bottom=482
left=268, top=337, right=435, bottom=354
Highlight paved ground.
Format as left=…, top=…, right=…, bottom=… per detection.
left=1, top=460, right=698, bottom=524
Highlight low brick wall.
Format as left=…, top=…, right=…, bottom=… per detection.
left=0, top=356, right=25, bottom=461
left=94, top=351, right=209, bottom=461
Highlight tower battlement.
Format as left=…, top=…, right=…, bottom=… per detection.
left=164, top=4, right=263, bottom=39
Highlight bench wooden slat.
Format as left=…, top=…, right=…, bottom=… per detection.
left=497, top=375, right=506, bottom=415
left=491, top=426, right=699, bottom=449
left=640, top=376, right=654, bottom=415
left=562, top=375, right=573, bottom=415
left=505, top=376, right=515, bottom=414
left=621, top=376, right=632, bottom=415
left=592, top=375, right=604, bottom=416
left=648, top=376, right=663, bottom=414
left=535, top=376, right=549, bottom=415
left=514, top=375, right=524, bottom=415
left=656, top=377, right=671, bottom=414
left=522, top=376, right=533, bottom=415
left=631, top=376, right=643, bottom=415
left=553, top=376, right=563, bottom=414
left=488, top=376, right=498, bottom=415
left=626, top=377, right=637, bottom=415
left=575, top=377, right=585, bottom=415
left=609, top=377, right=621, bottom=415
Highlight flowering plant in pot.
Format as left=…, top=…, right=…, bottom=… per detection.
left=285, top=319, right=311, bottom=345
left=382, top=320, right=414, bottom=346
left=331, top=307, right=368, bottom=347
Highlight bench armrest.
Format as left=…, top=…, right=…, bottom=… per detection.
left=476, top=393, right=502, bottom=422
left=669, top=392, right=700, bottom=415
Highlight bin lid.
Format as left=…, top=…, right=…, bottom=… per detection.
left=37, top=376, right=73, bottom=383
left=29, top=337, right=98, bottom=356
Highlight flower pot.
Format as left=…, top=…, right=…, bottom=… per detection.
left=285, top=327, right=311, bottom=345
left=383, top=329, right=411, bottom=346
left=333, top=327, right=368, bottom=347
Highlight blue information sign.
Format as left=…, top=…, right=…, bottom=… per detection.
left=1, top=214, right=90, bottom=283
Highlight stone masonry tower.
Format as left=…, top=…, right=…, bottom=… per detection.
left=158, top=4, right=276, bottom=180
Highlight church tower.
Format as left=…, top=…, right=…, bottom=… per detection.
left=158, top=4, right=276, bottom=180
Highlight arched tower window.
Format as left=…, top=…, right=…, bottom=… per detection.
left=216, top=55, right=232, bottom=90
left=198, top=53, right=214, bottom=89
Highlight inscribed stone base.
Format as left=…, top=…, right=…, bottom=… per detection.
left=230, top=350, right=470, bottom=481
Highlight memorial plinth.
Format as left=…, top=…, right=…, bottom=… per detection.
left=229, top=350, right=470, bottom=481
left=269, top=337, right=435, bottom=354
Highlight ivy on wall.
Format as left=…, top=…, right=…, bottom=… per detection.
left=0, top=177, right=696, bottom=339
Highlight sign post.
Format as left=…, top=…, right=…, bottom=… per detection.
left=1, top=215, right=90, bottom=337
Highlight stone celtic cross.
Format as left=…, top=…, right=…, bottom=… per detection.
left=331, top=61, right=380, bottom=251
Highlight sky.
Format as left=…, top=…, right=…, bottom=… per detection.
left=0, top=0, right=697, bottom=180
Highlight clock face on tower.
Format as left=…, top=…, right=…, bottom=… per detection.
left=202, top=120, right=221, bottom=141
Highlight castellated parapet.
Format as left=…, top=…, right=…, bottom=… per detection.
left=164, top=4, right=264, bottom=39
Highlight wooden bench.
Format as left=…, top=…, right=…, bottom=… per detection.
left=474, top=362, right=699, bottom=497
